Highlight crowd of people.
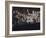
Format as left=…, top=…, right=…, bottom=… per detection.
left=12, top=8, right=40, bottom=24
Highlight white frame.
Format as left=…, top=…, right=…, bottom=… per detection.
left=9, top=4, right=43, bottom=34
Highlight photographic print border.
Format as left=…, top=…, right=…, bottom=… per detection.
left=5, top=1, right=45, bottom=37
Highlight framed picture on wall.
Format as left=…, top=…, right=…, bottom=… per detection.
left=5, top=1, right=45, bottom=37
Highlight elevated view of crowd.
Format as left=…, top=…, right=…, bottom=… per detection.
left=12, top=7, right=40, bottom=24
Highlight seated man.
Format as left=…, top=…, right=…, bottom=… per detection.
left=26, top=15, right=34, bottom=23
